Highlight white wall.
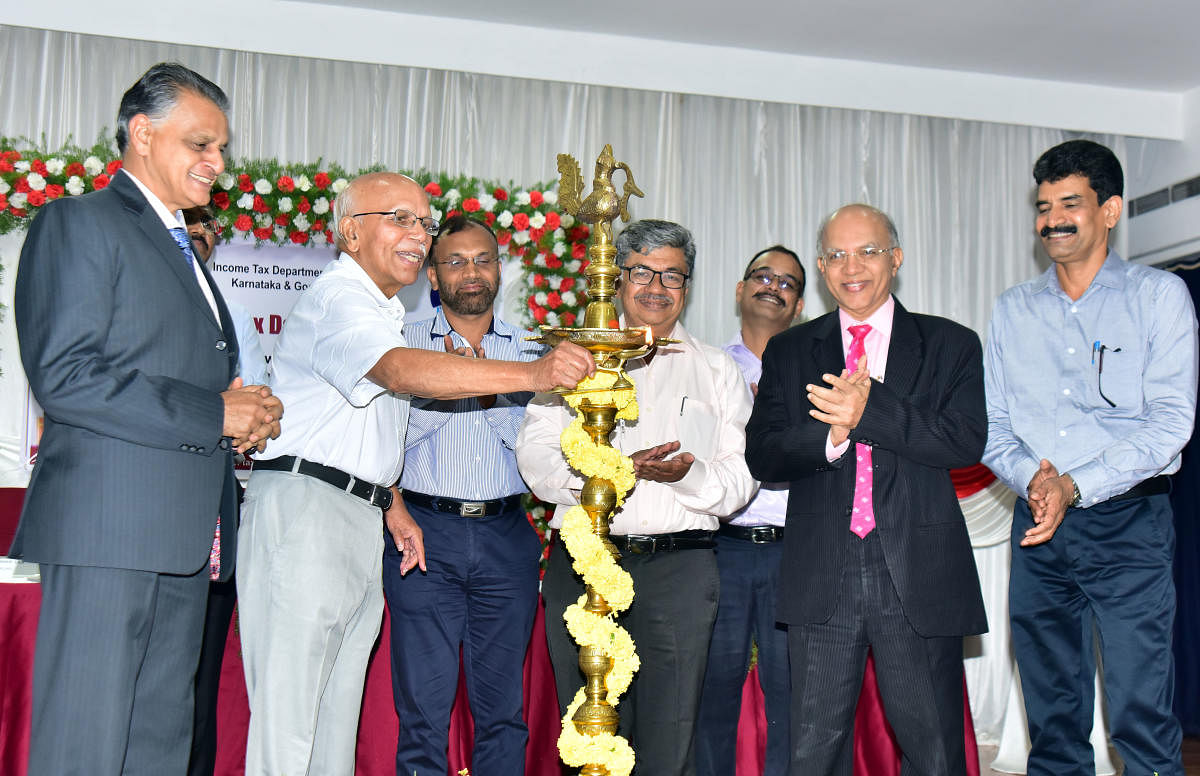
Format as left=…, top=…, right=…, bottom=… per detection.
left=1126, top=87, right=1200, bottom=264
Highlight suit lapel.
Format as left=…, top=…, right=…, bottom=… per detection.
left=882, top=300, right=921, bottom=396
left=810, top=312, right=846, bottom=377
left=112, top=174, right=222, bottom=330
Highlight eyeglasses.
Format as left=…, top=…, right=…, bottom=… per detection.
left=745, top=268, right=801, bottom=292
left=623, top=264, right=690, bottom=289
left=434, top=255, right=498, bottom=271
left=188, top=217, right=216, bottom=234
left=820, top=246, right=896, bottom=266
left=352, top=209, right=440, bottom=236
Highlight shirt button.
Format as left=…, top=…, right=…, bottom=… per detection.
left=1067, top=347, right=1076, bottom=355
left=1062, top=388, right=1070, bottom=395
left=1070, top=306, right=1078, bottom=313
left=1059, top=430, right=1067, bottom=437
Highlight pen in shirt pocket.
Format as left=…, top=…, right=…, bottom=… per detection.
left=680, top=396, right=687, bottom=416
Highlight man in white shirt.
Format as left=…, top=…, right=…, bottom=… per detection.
left=517, top=219, right=757, bottom=775
left=237, top=172, right=594, bottom=775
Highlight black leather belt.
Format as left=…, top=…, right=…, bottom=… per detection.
left=718, top=523, right=784, bottom=543
left=1106, top=475, right=1170, bottom=504
left=612, top=530, right=716, bottom=555
left=253, top=455, right=393, bottom=511
left=404, top=491, right=523, bottom=517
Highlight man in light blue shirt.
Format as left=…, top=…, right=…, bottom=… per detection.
left=983, top=139, right=1198, bottom=776
left=697, top=245, right=804, bottom=776
left=383, top=214, right=544, bottom=776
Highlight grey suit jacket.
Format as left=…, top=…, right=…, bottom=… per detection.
left=746, top=301, right=988, bottom=638
left=13, top=171, right=239, bottom=579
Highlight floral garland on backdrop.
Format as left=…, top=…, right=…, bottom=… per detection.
left=0, top=134, right=595, bottom=559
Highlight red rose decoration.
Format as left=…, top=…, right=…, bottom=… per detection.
left=298, top=196, right=311, bottom=213
left=463, top=198, right=481, bottom=213
left=212, top=191, right=230, bottom=210
left=493, top=187, right=508, bottom=201
left=0, top=160, right=13, bottom=173
left=529, top=227, right=545, bottom=243
left=580, top=259, right=590, bottom=271
left=92, top=174, right=110, bottom=190
left=496, top=230, right=512, bottom=246
left=546, top=255, right=563, bottom=270
left=529, top=191, right=544, bottom=206
left=290, top=231, right=308, bottom=244
left=275, top=213, right=290, bottom=226
left=527, top=295, right=538, bottom=310
left=512, top=213, right=530, bottom=231
left=0, top=150, right=19, bottom=161
left=31, top=159, right=48, bottom=176
left=238, top=173, right=253, bottom=192
left=0, top=193, right=7, bottom=210
left=533, top=273, right=547, bottom=288
left=570, top=225, right=589, bottom=241
left=277, top=176, right=295, bottom=193
left=325, top=229, right=334, bottom=244
left=234, top=214, right=254, bottom=231
left=253, top=227, right=273, bottom=240
left=26, top=190, right=47, bottom=207
left=252, top=195, right=268, bottom=213
left=544, top=212, right=561, bottom=230
left=9, top=207, right=27, bottom=217
left=66, top=161, right=86, bottom=177
left=561, top=312, right=576, bottom=327
left=532, top=306, right=548, bottom=324
left=445, top=209, right=460, bottom=220
left=311, top=219, right=325, bottom=232
left=106, top=159, right=123, bottom=175
left=484, top=212, right=496, bottom=226
left=571, top=243, right=587, bottom=259
left=424, top=181, right=442, bottom=196
left=559, top=276, right=574, bottom=292
left=314, top=172, right=331, bottom=189
left=546, top=291, right=562, bottom=308
left=15, top=177, right=31, bottom=193
left=45, top=184, right=65, bottom=200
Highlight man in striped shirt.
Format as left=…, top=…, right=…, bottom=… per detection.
left=384, top=214, right=545, bottom=775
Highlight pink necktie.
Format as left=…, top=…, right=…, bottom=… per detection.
left=847, top=324, right=875, bottom=538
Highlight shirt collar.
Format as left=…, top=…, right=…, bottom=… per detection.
left=427, top=306, right=509, bottom=340
left=121, top=169, right=185, bottom=230
left=838, top=294, right=895, bottom=336
left=1033, top=249, right=1127, bottom=297
left=334, top=251, right=407, bottom=317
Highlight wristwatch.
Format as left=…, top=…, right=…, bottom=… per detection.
left=1069, top=478, right=1081, bottom=508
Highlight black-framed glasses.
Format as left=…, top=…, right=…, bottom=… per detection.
left=745, top=268, right=801, bottom=292
left=1092, top=340, right=1121, bottom=408
left=820, top=246, right=895, bottom=266
left=623, top=264, right=690, bottom=289
left=434, top=255, right=498, bottom=271
left=188, top=217, right=216, bottom=234
left=352, top=209, right=440, bottom=236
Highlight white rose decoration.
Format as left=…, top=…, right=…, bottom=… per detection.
left=10, top=192, right=28, bottom=208
left=546, top=311, right=560, bottom=327
left=274, top=226, right=287, bottom=241
left=535, top=291, right=548, bottom=305
left=444, top=188, right=461, bottom=204
left=430, top=206, right=443, bottom=222
left=529, top=212, right=546, bottom=230
left=331, top=178, right=348, bottom=194
left=256, top=214, right=273, bottom=228
left=14, top=160, right=30, bottom=173
left=553, top=241, right=566, bottom=257
left=561, top=214, right=575, bottom=228
left=497, top=210, right=513, bottom=228
left=66, top=176, right=85, bottom=196
left=45, top=158, right=65, bottom=176
left=554, top=228, right=565, bottom=240
left=0, top=179, right=9, bottom=195
left=237, top=192, right=255, bottom=209
left=563, top=290, right=578, bottom=306
left=292, top=213, right=310, bottom=231
left=83, top=156, right=103, bottom=176
left=512, top=231, right=531, bottom=245
left=254, top=178, right=272, bottom=195
left=542, top=190, right=558, bottom=205
left=515, top=191, right=531, bottom=206
left=277, top=197, right=293, bottom=213
left=296, top=175, right=312, bottom=192
left=478, top=193, right=497, bottom=211
left=25, top=172, right=46, bottom=191
left=216, top=172, right=235, bottom=190
left=566, top=260, right=582, bottom=273
left=312, top=197, right=330, bottom=215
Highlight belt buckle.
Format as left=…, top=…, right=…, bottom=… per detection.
left=459, top=501, right=486, bottom=517
left=625, top=536, right=652, bottom=554
left=751, top=527, right=775, bottom=544
left=374, top=487, right=394, bottom=511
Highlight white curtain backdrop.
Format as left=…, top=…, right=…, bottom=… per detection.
left=0, top=22, right=1133, bottom=749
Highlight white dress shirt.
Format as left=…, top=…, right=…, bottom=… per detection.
left=259, top=253, right=410, bottom=486
left=516, top=320, right=757, bottom=535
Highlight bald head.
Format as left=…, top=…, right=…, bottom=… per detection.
left=336, top=172, right=432, bottom=297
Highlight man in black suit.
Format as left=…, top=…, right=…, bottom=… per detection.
left=13, top=62, right=281, bottom=775
left=745, top=203, right=987, bottom=775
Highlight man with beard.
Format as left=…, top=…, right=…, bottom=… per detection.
left=697, top=245, right=805, bottom=776
left=984, top=140, right=1196, bottom=775
left=238, top=177, right=594, bottom=775
left=383, top=214, right=546, bottom=775
left=518, top=219, right=757, bottom=775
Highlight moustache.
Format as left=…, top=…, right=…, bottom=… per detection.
left=753, top=290, right=783, bottom=305
left=634, top=291, right=673, bottom=305
left=1040, top=224, right=1077, bottom=238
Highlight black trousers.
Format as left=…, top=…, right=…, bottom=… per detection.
left=542, top=535, right=720, bottom=776
left=786, top=531, right=966, bottom=776
left=187, top=577, right=237, bottom=776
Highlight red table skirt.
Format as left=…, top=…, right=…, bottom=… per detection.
left=0, top=488, right=978, bottom=775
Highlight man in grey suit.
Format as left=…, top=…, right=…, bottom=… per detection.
left=12, top=62, right=282, bottom=775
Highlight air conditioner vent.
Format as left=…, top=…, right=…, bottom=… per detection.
left=1131, top=188, right=1170, bottom=217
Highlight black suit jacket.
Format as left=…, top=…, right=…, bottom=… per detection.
left=745, top=301, right=987, bottom=637
left=13, top=171, right=239, bottom=579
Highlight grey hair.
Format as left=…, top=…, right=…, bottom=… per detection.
left=615, top=219, right=696, bottom=274
left=115, top=63, right=229, bottom=154
left=331, top=178, right=360, bottom=248
left=815, top=204, right=900, bottom=256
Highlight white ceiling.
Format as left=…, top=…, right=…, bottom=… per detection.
left=323, top=0, right=1200, bottom=91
